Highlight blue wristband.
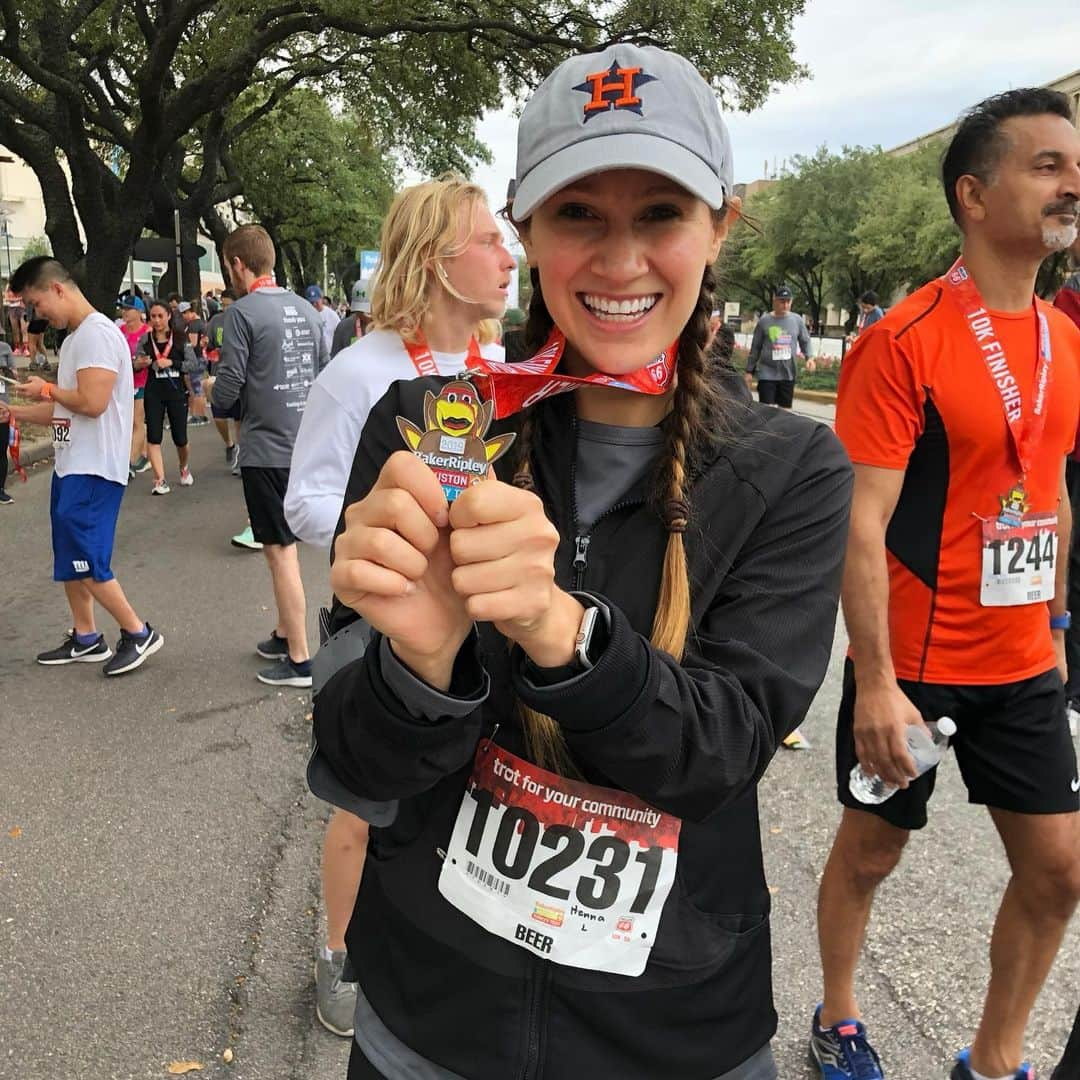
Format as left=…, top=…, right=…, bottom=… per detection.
left=1050, top=611, right=1071, bottom=631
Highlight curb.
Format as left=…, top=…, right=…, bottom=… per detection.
left=793, top=388, right=837, bottom=405
left=16, top=438, right=54, bottom=471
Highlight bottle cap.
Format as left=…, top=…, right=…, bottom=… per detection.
left=937, top=716, right=957, bottom=737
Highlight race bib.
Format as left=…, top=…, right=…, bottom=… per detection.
left=439, top=740, right=680, bottom=976
left=981, top=513, right=1057, bottom=606
left=51, top=418, right=71, bottom=451
left=771, top=333, right=793, bottom=362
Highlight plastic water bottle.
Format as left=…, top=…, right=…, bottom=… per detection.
left=848, top=717, right=957, bottom=805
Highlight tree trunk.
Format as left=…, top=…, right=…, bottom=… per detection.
left=155, top=212, right=203, bottom=302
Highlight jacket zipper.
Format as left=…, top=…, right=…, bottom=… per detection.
left=519, top=958, right=549, bottom=1080
left=571, top=496, right=643, bottom=590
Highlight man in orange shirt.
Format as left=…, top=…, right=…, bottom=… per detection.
left=810, top=89, right=1080, bottom=1080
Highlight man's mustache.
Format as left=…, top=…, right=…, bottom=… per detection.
left=1043, top=200, right=1079, bottom=219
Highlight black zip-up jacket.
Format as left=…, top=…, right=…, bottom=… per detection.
left=313, top=378, right=853, bottom=1079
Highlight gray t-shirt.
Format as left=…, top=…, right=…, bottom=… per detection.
left=747, top=312, right=812, bottom=382
left=211, top=287, right=330, bottom=468
left=575, top=419, right=665, bottom=531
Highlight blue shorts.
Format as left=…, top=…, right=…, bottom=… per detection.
left=51, top=473, right=125, bottom=582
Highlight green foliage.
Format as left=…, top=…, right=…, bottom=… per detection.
left=21, top=235, right=51, bottom=260
left=229, top=89, right=396, bottom=291
left=724, top=144, right=961, bottom=329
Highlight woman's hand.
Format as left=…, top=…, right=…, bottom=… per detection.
left=156, top=354, right=173, bottom=370
left=330, top=451, right=471, bottom=689
left=133, top=354, right=151, bottom=371
left=449, top=479, right=583, bottom=668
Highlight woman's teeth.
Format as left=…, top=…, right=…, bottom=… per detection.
left=581, top=294, right=659, bottom=321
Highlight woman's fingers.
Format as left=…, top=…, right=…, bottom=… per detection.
left=374, top=451, right=450, bottom=529
left=331, top=557, right=416, bottom=604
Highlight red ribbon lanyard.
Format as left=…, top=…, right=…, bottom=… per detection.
left=152, top=336, right=173, bottom=362
left=248, top=275, right=277, bottom=293
left=464, top=328, right=678, bottom=420
left=403, top=334, right=484, bottom=378
left=943, top=258, right=1051, bottom=479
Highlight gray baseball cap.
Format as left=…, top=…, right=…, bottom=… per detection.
left=511, top=44, right=734, bottom=220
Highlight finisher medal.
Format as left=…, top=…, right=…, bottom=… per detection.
left=396, top=379, right=516, bottom=501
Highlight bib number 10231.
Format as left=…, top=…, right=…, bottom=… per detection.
left=438, top=741, right=681, bottom=976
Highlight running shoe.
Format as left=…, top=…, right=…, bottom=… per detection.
left=152, top=479, right=170, bottom=495
left=809, top=1005, right=884, bottom=1079
left=0, top=490, right=12, bottom=506
left=256, top=630, right=290, bottom=661
left=225, top=444, right=238, bottom=467
left=950, top=1048, right=1033, bottom=1080
left=314, top=949, right=356, bottom=1038
left=230, top=525, right=262, bottom=550
left=103, top=625, right=164, bottom=677
left=132, top=456, right=151, bottom=474
left=179, top=467, right=194, bottom=487
left=783, top=726, right=813, bottom=750
left=256, top=657, right=313, bottom=688
left=36, top=631, right=112, bottom=665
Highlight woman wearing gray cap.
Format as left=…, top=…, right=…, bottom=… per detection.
left=313, top=44, right=852, bottom=1080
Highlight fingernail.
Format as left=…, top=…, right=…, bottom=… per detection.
left=403, top=581, right=417, bottom=596
left=435, top=509, right=449, bottom=528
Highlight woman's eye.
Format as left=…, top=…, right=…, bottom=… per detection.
left=643, top=204, right=681, bottom=221
left=556, top=203, right=596, bottom=221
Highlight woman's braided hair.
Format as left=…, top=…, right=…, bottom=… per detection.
left=510, top=264, right=725, bottom=772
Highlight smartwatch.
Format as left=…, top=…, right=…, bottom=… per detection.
left=1050, top=611, right=1071, bottom=631
left=569, top=593, right=610, bottom=672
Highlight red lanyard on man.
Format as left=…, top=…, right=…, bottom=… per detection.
left=403, top=334, right=484, bottom=378
left=943, top=258, right=1052, bottom=488
left=248, top=275, right=277, bottom=293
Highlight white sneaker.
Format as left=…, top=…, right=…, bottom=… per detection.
left=179, top=468, right=194, bottom=487
left=152, top=479, right=171, bottom=495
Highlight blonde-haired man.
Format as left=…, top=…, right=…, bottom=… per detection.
left=285, top=175, right=513, bottom=1039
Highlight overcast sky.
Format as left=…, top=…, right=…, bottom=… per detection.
left=463, top=0, right=1080, bottom=243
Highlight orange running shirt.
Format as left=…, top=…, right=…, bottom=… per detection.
left=836, top=279, right=1080, bottom=685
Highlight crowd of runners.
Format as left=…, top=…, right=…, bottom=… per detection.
left=2, top=42, right=1080, bottom=1080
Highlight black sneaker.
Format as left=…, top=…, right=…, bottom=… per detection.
left=36, top=631, right=112, bottom=665
left=256, top=657, right=312, bottom=688
left=0, top=490, right=12, bottom=506
left=102, top=625, right=164, bottom=676
left=256, top=630, right=290, bottom=661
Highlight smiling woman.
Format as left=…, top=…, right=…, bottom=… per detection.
left=314, top=43, right=853, bottom=1080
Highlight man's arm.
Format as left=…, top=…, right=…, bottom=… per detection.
left=1052, top=458, right=1072, bottom=681
left=12, top=369, right=116, bottom=418
left=211, top=307, right=249, bottom=410
left=747, top=323, right=764, bottom=372
left=842, top=462, right=926, bottom=786
left=798, top=317, right=813, bottom=358
left=1, top=398, right=53, bottom=425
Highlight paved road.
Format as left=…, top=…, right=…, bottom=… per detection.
left=1, top=425, right=1077, bottom=1079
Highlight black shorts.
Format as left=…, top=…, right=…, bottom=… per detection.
left=241, top=466, right=296, bottom=546
left=836, top=659, right=1079, bottom=830
left=756, top=380, right=795, bottom=408
left=210, top=399, right=241, bottom=421
left=27, top=317, right=48, bottom=335
left=348, top=1042, right=384, bottom=1079
left=144, top=387, right=188, bottom=446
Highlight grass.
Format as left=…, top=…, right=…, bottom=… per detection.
left=731, top=345, right=841, bottom=394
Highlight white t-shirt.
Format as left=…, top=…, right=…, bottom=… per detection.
left=319, top=305, right=340, bottom=354
left=285, top=329, right=504, bottom=548
left=53, top=312, right=134, bottom=485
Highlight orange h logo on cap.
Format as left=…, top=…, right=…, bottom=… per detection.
left=573, top=60, right=657, bottom=123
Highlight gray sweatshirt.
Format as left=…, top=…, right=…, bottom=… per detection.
left=211, top=287, right=329, bottom=468
left=747, top=312, right=812, bottom=382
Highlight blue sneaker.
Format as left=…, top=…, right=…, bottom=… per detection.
left=950, top=1048, right=1034, bottom=1080
left=809, top=1005, right=884, bottom=1078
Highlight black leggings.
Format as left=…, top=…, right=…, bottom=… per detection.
left=144, top=388, right=188, bottom=446
left=0, top=420, right=8, bottom=491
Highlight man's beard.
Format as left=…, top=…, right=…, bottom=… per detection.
left=1043, top=221, right=1078, bottom=251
